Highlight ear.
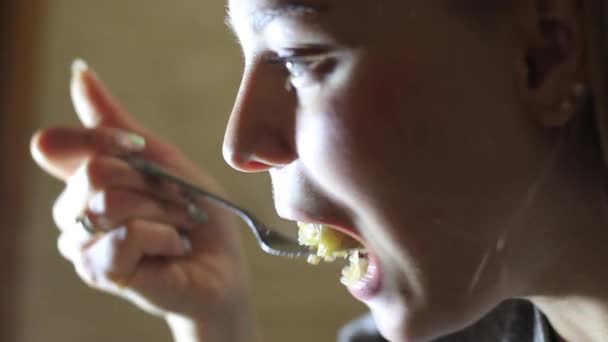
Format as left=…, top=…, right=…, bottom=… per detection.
left=519, top=0, right=587, bottom=127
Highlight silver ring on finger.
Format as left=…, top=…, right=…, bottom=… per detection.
left=75, top=215, right=102, bottom=235
left=186, top=201, right=208, bottom=224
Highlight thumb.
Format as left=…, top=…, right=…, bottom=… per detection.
left=70, top=59, right=143, bottom=132
left=69, top=59, right=179, bottom=164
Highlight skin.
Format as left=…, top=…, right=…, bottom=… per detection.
left=225, top=0, right=607, bottom=340
left=31, top=66, right=257, bottom=342
left=30, top=0, right=608, bottom=341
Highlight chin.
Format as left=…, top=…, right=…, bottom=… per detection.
left=365, top=292, right=415, bottom=342
left=371, top=314, right=449, bottom=342
left=367, top=295, right=464, bottom=342
left=369, top=310, right=426, bottom=342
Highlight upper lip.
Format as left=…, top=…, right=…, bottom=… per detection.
left=269, top=167, right=369, bottom=248
left=278, top=211, right=369, bottom=249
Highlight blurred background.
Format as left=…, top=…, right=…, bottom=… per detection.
left=2, top=1, right=365, bottom=341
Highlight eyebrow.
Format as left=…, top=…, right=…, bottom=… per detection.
left=226, top=1, right=330, bottom=35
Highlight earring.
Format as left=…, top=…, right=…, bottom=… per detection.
left=560, top=98, right=574, bottom=112
left=542, top=83, right=588, bottom=127
left=572, top=82, right=586, bottom=99
left=560, top=83, right=587, bottom=112
left=542, top=99, right=575, bottom=127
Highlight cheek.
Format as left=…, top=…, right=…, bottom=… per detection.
left=295, top=91, right=402, bottom=209
left=296, top=52, right=548, bottom=266
left=294, top=58, right=540, bottom=339
left=295, top=56, right=437, bottom=208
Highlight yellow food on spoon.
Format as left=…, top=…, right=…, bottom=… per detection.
left=340, top=250, right=369, bottom=287
left=298, top=222, right=370, bottom=285
left=297, top=222, right=363, bottom=264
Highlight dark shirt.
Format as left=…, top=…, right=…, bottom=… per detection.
left=338, top=300, right=558, bottom=342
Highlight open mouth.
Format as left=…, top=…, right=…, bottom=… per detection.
left=297, top=222, right=370, bottom=287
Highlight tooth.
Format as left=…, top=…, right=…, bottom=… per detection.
left=297, top=220, right=370, bottom=285
left=297, top=222, right=321, bottom=247
left=340, top=250, right=369, bottom=287
left=297, top=222, right=363, bottom=265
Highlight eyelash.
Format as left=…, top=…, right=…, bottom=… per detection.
left=276, top=56, right=324, bottom=77
left=266, top=52, right=333, bottom=83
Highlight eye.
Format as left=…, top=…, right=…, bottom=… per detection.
left=266, top=51, right=336, bottom=87
left=283, top=56, right=325, bottom=78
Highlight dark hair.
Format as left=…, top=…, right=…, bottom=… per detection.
left=584, top=0, right=608, bottom=166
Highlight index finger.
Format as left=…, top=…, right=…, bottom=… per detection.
left=31, top=126, right=146, bottom=180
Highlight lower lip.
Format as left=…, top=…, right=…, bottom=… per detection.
left=346, top=254, right=382, bottom=301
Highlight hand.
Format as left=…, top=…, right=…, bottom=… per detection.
left=31, top=61, right=255, bottom=341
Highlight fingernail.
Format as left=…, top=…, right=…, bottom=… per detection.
left=71, top=58, right=101, bottom=83
left=181, top=236, right=193, bottom=255
left=71, top=58, right=88, bottom=76
left=88, top=192, right=106, bottom=214
left=113, top=131, right=146, bottom=152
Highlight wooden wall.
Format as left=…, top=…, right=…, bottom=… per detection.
left=0, top=2, right=45, bottom=341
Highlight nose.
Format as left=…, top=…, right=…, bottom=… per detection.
left=223, top=64, right=297, bottom=172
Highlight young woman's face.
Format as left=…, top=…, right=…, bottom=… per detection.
left=224, top=0, right=553, bottom=340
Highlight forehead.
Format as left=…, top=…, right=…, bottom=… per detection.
left=228, top=0, right=330, bottom=14
left=227, top=0, right=332, bottom=33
